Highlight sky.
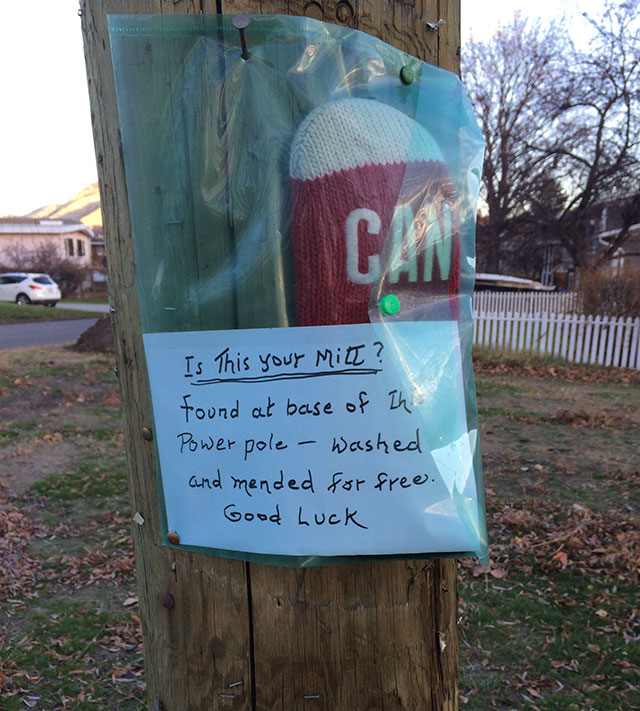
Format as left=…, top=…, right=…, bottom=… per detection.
left=0, top=0, right=606, bottom=217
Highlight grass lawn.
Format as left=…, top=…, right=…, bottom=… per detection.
left=0, top=302, right=100, bottom=325
left=461, top=351, right=639, bottom=710
left=0, top=347, right=143, bottom=710
left=0, top=345, right=638, bottom=709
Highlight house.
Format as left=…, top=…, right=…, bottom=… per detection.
left=0, top=218, right=94, bottom=270
left=26, top=182, right=107, bottom=289
left=90, top=228, right=108, bottom=291
left=596, top=194, right=640, bottom=274
left=475, top=272, right=554, bottom=292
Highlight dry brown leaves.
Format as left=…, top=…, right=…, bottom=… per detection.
left=0, top=493, right=135, bottom=605
left=462, top=496, right=640, bottom=585
left=0, top=613, right=145, bottom=708
left=473, top=359, right=640, bottom=386
left=0, top=498, right=50, bottom=602
left=0, top=492, right=142, bottom=707
left=549, top=409, right=622, bottom=428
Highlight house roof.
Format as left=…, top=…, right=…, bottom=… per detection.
left=476, top=273, right=555, bottom=291
left=594, top=193, right=640, bottom=232
left=0, top=218, right=94, bottom=239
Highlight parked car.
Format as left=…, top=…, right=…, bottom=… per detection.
left=0, top=273, right=61, bottom=306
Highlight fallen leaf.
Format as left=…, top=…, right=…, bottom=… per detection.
left=552, top=551, right=569, bottom=566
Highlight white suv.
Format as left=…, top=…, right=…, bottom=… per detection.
left=0, top=273, right=62, bottom=306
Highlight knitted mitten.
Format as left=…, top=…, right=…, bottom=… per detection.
left=289, top=97, right=460, bottom=326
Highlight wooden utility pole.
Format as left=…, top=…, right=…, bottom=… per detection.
left=80, top=2, right=461, bottom=709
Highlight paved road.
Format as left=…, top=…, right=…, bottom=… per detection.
left=0, top=319, right=98, bottom=351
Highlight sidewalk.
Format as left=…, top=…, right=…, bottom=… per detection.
left=56, top=302, right=111, bottom=313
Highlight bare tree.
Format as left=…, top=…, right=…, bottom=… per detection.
left=462, top=15, right=566, bottom=273
left=463, top=2, right=640, bottom=276
left=544, top=1, right=640, bottom=269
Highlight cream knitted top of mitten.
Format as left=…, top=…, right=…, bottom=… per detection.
left=290, top=98, right=443, bottom=182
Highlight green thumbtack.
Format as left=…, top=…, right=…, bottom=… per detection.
left=379, top=294, right=400, bottom=315
left=400, top=65, right=415, bottom=85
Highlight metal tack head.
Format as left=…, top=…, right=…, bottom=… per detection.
left=380, top=294, right=400, bottom=315
left=142, top=426, right=153, bottom=441
left=232, top=14, right=251, bottom=60
left=400, top=65, right=415, bottom=85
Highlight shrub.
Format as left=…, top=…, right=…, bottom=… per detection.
left=579, top=264, right=640, bottom=317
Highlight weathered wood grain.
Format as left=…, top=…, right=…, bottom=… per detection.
left=80, top=3, right=252, bottom=709
left=81, top=1, right=461, bottom=709
left=249, top=559, right=458, bottom=711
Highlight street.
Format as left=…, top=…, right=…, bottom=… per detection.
left=0, top=318, right=98, bottom=351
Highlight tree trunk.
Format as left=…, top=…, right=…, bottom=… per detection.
left=80, top=2, right=461, bottom=709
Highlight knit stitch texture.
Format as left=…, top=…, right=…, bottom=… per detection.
left=290, top=98, right=460, bottom=326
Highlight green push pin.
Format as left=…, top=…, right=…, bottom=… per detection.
left=400, top=65, right=415, bottom=85
left=379, top=294, right=400, bottom=316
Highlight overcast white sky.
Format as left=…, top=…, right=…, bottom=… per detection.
left=0, top=0, right=605, bottom=216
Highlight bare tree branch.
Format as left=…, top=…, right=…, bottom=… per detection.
left=463, top=2, right=640, bottom=276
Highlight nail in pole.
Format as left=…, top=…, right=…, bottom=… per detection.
left=232, top=14, right=251, bottom=60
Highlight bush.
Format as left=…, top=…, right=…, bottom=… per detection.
left=0, top=244, right=90, bottom=298
left=579, top=265, right=640, bottom=317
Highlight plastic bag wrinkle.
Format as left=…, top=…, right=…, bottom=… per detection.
left=108, top=13, right=488, bottom=566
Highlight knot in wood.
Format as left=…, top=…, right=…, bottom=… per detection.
left=161, top=593, right=175, bottom=610
left=303, top=1, right=323, bottom=20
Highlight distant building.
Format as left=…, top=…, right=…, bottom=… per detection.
left=22, top=183, right=107, bottom=289
left=0, top=218, right=94, bottom=269
left=475, top=272, right=554, bottom=292
left=90, top=228, right=107, bottom=291
left=596, top=195, right=640, bottom=274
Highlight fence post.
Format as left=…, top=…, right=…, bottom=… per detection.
left=469, top=298, right=638, bottom=370
left=575, top=314, right=586, bottom=365
left=539, top=312, right=548, bottom=355
left=604, top=317, right=615, bottom=366
left=80, top=1, right=461, bottom=709
left=631, top=318, right=640, bottom=369
left=612, top=317, right=625, bottom=367
left=596, top=316, right=607, bottom=365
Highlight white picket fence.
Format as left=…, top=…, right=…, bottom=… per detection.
left=472, top=290, right=581, bottom=315
left=473, top=310, right=640, bottom=369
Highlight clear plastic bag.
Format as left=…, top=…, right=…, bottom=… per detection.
left=109, top=13, right=488, bottom=566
